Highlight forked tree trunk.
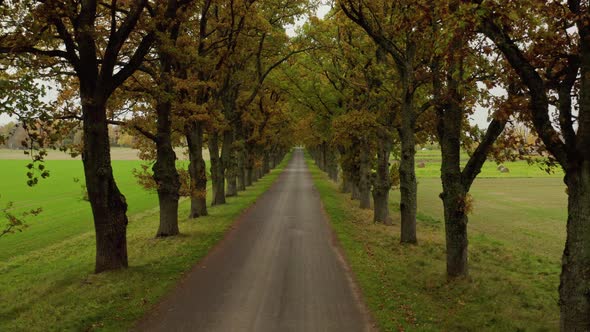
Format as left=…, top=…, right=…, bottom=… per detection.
left=82, top=101, right=128, bottom=273
left=560, top=163, right=590, bottom=330
left=186, top=122, right=208, bottom=218
left=153, top=99, right=180, bottom=237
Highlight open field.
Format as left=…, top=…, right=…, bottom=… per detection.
left=0, top=157, right=213, bottom=260
left=0, top=153, right=291, bottom=331
left=307, top=152, right=565, bottom=331
left=411, top=149, right=564, bottom=178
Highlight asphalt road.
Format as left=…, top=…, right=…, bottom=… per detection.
left=135, top=149, right=372, bottom=332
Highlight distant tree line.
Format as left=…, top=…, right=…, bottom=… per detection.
left=0, top=122, right=137, bottom=149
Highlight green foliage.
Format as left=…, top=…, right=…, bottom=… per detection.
left=0, top=197, right=42, bottom=238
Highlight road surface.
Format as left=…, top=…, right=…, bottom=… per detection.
left=136, top=149, right=372, bottom=332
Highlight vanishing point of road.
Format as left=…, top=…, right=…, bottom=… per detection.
left=136, top=149, right=373, bottom=332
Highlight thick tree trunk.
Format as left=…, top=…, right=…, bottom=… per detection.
left=246, top=165, right=253, bottom=186
left=237, top=150, right=246, bottom=191
left=226, top=154, right=238, bottom=197
left=373, top=137, right=392, bottom=225
left=351, top=182, right=360, bottom=200
left=560, top=163, right=590, bottom=330
left=327, top=147, right=339, bottom=182
left=263, top=151, right=270, bottom=174
left=222, top=130, right=235, bottom=198
left=186, top=122, right=208, bottom=218
left=442, top=188, right=469, bottom=277
left=341, top=173, right=352, bottom=194
left=153, top=100, right=180, bottom=237
left=398, top=125, right=417, bottom=244
left=359, top=144, right=371, bottom=209
left=82, top=102, right=128, bottom=273
left=208, top=132, right=226, bottom=206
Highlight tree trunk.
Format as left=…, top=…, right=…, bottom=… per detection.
left=153, top=100, right=180, bottom=237
left=237, top=150, right=246, bottom=191
left=186, top=122, right=208, bottom=218
left=373, top=137, right=392, bottom=225
left=246, top=164, right=253, bottom=186
left=351, top=182, right=360, bottom=200
left=226, top=153, right=238, bottom=197
left=222, top=130, right=235, bottom=198
left=327, top=147, right=339, bottom=182
left=208, top=132, right=226, bottom=206
left=359, top=143, right=371, bottom=209
left=82, top=101, right=128, bottom=273
left=560, top=163, right=590, bottom=330
left=398, top=124, right=418, bottom=244
left=263, top=151, right=270, bottom=174
left=341, top=173, right=352, bottom=194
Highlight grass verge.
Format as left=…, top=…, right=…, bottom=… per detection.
left=0, top=153, right=291, bottom=332
left=305, top=153, right=559, bottom=331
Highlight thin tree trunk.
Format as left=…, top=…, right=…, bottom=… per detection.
left=82, top=102, right=128, bottom=273
left=186, top=122, right=208, bottom=218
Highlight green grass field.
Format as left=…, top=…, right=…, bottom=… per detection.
left=0, top=148, right=280, bottom=331
left=0, top=157, right=210, bottom=260
left=307, top=151, right=566, bottom=331
left=411, top=149, right=564, bottom=178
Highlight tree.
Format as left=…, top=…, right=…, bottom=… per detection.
left=471, top=0, right=590, bottom=328
left=428, top=1, right=514, bottom=278
left=340, top=0, right=436, bottom=243
left=0, top=0, right=187, bottom=273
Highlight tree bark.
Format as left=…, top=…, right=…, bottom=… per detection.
left=560, top=163, right=590, bottom=330
left=153, top=99, right=180, bottom=237
left=398, top=123, right=417, bottom=244
left=373, top=136, right=392, bottom=224
left=351, top=182, right=360, bottom=200
left=226, top=153, right=238, bottom=197
left=237, top=150, right=246, bottom=191
left=341, top=173, right=352, bottom=193
left=82, top=101, right=129, bottom=273
left=208, top=132, right=226, bottom=205
left=222, top=130, right=235, bottom=198
left=186, top=122, right=208, bottom=218
left=359, top=143, right=371, bottom=209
